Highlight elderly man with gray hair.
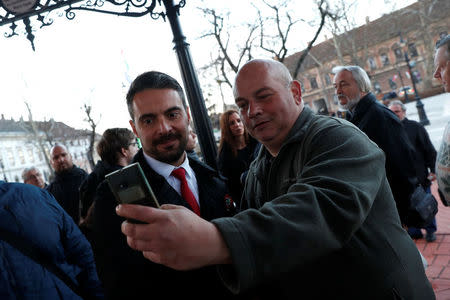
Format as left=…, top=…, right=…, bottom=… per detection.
left=333, top=66, right=417, bottom=226
left=22, top=166, right=47, bottom=189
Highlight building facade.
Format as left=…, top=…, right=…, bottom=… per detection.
left=0, top=115, right=95, bottom=183
left=283, top=0, right=450, bottom=115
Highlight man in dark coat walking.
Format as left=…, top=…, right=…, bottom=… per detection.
left=389, top=100, right=438, bottom=241
left=333, top=65, right=417, bottom=225
left=46, top=143, right=88, bottom=224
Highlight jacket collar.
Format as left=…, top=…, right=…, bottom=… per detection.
left=350, top=92, right=377, bottom=124
left=133, top=149, right=220, bottom=181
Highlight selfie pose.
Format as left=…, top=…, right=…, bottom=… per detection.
left=117, top=59, right=434, bottom=300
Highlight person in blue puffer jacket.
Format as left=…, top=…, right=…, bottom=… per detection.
left=0, top=180, right=104, bottom=299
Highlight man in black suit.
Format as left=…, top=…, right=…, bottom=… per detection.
left=389, top=100, right=438, bottom=241
left=92, top=71, right=236, bottom=299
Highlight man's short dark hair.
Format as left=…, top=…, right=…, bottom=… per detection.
left=126, top=71, right=187, bottom=120
left=436, top=34, right=450, bottom=54
left=96, top=128, right=136, bottom=165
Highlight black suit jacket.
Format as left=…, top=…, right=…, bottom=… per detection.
left=92, top=150, right=237, bottom=299
left=350, top=93, right=417, bottom=224
left=402, top=118, right=437, bottom=188
left=46, top=165, right=88, bottom=224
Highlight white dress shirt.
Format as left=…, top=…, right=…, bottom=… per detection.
left=143, top=152, right=200, bottom=206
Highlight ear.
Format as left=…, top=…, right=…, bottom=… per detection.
left=129, top=119, right=138, bottom=136
left=120, top=147, right=127, bottom=157
left=186, top=106, right=191, bottom=123
left=290, top=80, right=302, bottom=105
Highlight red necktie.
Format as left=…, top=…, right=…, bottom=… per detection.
left=171, top=167, right=201, bottom=216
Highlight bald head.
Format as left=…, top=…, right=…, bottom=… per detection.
left=50, top=144, right=74, bottom=173
left=233, top=59, right=293, bottom=98
left=233, top=59, right=303, bottom=156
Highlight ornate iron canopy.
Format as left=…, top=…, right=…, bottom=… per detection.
left=0, top=0, right=184, bottom=50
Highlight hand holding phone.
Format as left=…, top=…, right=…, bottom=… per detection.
left=105, top=163, right=160, bottom=223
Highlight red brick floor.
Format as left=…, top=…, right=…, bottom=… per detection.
left=414, top=182, right=450, bottom=300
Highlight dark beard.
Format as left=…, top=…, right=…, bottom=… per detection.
left=151, top=132, right=188, bottom=164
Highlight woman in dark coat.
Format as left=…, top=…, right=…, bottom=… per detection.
left=217, top=109, right=260, bottom=207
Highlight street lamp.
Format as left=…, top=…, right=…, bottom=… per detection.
left=399, top=33, right=430, bottom=126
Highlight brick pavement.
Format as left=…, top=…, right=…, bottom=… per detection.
left=414, top=182, right=450, bottom=300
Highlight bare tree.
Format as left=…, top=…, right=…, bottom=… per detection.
left=399, top=0, right=441, bottom=90
left=198, top=7, right=258, bottom=89
left=198, top=0, right=336, bottom=100
left=82, top=103, right=100, bottom=170
left=255, top=0, right=300, bottom=62
left=22, top=101, right=54, bottom=175
left=292, top=0, right=337, bottom=78
left=324, top=0, right=367, bottom=68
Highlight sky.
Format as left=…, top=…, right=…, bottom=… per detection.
left=0, top=0, right=416, bottom=134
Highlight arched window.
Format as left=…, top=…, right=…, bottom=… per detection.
left=380, top=53, right=390, bottom=66
left=309, top=77, right=318, bottom=90
left=408, top=43, right=418, bottom=57
left=368, top=57, right=377, bottom=70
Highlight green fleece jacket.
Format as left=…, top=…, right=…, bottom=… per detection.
left=213, top=107, right=434, bottom=300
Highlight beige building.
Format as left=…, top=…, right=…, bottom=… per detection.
left=283, top=0, right=450, bottom=115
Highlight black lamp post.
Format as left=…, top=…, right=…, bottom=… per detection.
left=399, top=33, right=430, bottom=126
left=396, top=68, right=408, bottom=102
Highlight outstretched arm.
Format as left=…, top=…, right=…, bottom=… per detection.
left=116, top=204, right=232, bottom=270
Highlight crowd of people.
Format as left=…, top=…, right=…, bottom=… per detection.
left=1, top=34, right=449, bottom=299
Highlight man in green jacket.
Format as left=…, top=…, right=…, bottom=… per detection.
left=116, top=59, right=435, bottom=299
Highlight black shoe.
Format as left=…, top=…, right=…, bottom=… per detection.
left=425, top=232, right=436, bottom=242
left=409, top=232, right=424, bottom=240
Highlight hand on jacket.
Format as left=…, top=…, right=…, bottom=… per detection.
left=116, top=204, right=231, bottom=270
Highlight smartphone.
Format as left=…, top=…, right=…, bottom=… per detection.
left=105, top=162, right=160, bottom=208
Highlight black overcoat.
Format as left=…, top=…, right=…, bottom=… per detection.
left=350, top=93, right=417, bottom=223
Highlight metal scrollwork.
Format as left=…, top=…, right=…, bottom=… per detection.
left=4, top=21, right=17, bottom=38
left=65, top=8, right=76, bottom=19
left=37, top=13, right=53, bottom=28
left=0, top=0, right=187, bottom=50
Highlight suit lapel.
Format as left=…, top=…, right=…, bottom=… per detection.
left=189, top=159, right=223, bottom=220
